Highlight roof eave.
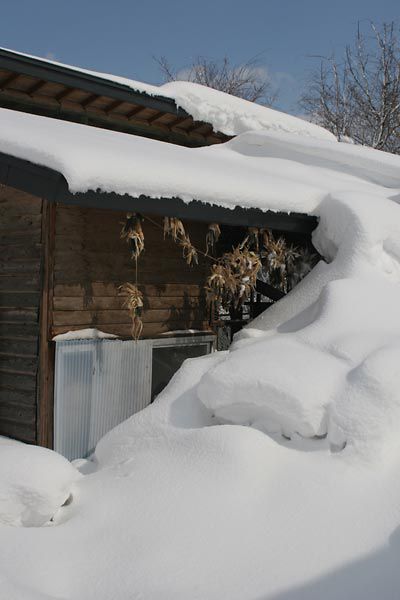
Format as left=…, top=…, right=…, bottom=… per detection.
left=0, top=48, right=185, bottom=118
left=0, top=151, right=318, bottom=234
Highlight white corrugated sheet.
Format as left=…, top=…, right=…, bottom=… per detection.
left=54, top=339, right=152, bottom=460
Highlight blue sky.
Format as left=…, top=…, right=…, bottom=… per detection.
left=1, top=0, right=398, bottom=113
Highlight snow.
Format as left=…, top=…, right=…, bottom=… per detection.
left=160, top=80, right=336, bottom=140
left=52, top=328, right=117, bottom=341
left=0, top=47, right=334, bottom=141
left=0, top=440, right=80, bottom=527
left=0, top=109, right=399, bottom=218
left=2, top=99, right=400, bottom=598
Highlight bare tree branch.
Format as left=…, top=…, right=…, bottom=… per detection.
left=154, top=55, right=277, bottom=106
left=300, top=21, right=400, bottom=154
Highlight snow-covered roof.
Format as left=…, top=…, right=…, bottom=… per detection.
left=0, top=47, right=335, bottom=142
left=0, top=107, right=399, bottom=222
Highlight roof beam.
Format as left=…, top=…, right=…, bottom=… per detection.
left=81, top=93, right=100, bottom=109
left=105, top=99, right=124, bottom=114
left=186, top=121, right=205, bottom=135
left=27, top=79, right=47, bottom=96
left=126, top=105, right=147, bottom=120
left=55, top=87, right=75, bottom=102
left=147, top=111, right=164, bottom=124
left=0, top=71, right=20, bottom=90
left=170, top=116, right=192, bottom=130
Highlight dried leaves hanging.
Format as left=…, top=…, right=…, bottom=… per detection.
left=163, top=216, right=198, bottom=266
left=261, top=228, right=300, bottom=293
left=287, top=247, right=319, bottom=290
left=206, top=223, right=221, bottom=256
left=121, top=213, right=144, bottom=260
left=163, top=216, right=186, bottom=241
left=205, top=244, right=261, bottom=310
left=247, top=227, right=259, bottom=252
left=181, top=235, right=198, bottom=266
left=119, top=283, right=144, bottom=341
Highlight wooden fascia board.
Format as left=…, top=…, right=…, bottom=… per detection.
left=0, top=48, right=184, bottom=117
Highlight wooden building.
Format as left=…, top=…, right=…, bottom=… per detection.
left=0, top=49, right=317, bottom=455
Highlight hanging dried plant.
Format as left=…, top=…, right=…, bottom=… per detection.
left=120, top=213, right=145, bottom=260
left=205, top=223, right=221, bottom=256
left=247, top=227, right=260, bottom=252
left=261, top=228, right=273, bottom=252
left=287, top=247, right=318, bottom=290
left=119, top=282, right=144, bottom=340
left=205, top=264, right=236, bottom=308
left=163, top=216, right=199, bottom=267
left=267, top=237, right=287, bottom=270
left=163, top=216, right=186, bottom=241
left=130, top=316, right=143, bottom=341
left=205, top=244, right=261, bottom=310
left=261, top=229, right=301, bottom=292
left=285, top=245, right=300, bottom=270
left=181, top=235, right=199, bottom=266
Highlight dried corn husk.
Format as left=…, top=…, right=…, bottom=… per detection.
left=120, top=213, right=145, bottom=259
left=164, top=217, right=198, bottom=267
left=119, top=283, right=144, bottom=340
left=181, top=235, right=198, bottom=266
left=205, top=244, right=261, bottom=310
left=206, top=223, right=221, bottom=256
left=163, top=216, right=186, bottom=241
left=247, top=227, right=259, bottom=252
left=131, top=315, right=143, bottom=341
left=261, top=229, right=301, bottom=292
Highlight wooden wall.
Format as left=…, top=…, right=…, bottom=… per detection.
left=0, top=186, right=43, bottom=443
left=0, top=196, right=212, bottom=444
left=51, top=205, right=211, bottom=338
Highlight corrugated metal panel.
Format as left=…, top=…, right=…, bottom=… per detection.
left=54, top=339, right=152, bottom=460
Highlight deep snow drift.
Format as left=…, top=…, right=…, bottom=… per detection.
left=2, top=111, right=400, bottom=599
left=0, top=439, right=80, bottom=527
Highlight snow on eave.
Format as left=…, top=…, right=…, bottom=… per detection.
left=0, top=107, right=399, bottom=228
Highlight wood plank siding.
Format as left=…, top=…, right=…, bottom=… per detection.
left=0, top=186, right=44, bottom=443
left=51, top=205, right=212, bottom=338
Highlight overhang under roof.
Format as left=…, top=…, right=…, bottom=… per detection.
left=0, top=151, right=317, bottom=234
left=0, top=48, right=227, bottom=147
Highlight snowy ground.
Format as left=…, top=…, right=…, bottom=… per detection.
left=2, top=104, right=400, bottom=598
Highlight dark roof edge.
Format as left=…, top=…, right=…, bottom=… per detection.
left=0, top=151, right=318, bottom=234
left=0, top=48, right=187, bottom=118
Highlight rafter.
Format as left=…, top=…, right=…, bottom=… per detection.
left=170, top=116, right=192, bottom=130
left=27, top=79, right=47, bottom=96
left=81, top=93, right=100, bottom=109
left=105, top=99, right=124, bottom=114
left=146, top=111, right=164, bottom=124
left=0, top=71, right=20, bottom=90
left=56, top=87, right=75, bottom=102
left=126, top=105, right=147, bottom=120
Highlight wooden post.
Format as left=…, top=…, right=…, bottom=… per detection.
left=37, top=200, right=56, bottom=448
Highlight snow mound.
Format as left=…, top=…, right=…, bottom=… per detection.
left=159, top=80, right=335, bottom=140
left=197, top=336, right=345, bottom=438
left=0, top=441, right=81, bottom=527
left=196, top=187, right=400, bottom=461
